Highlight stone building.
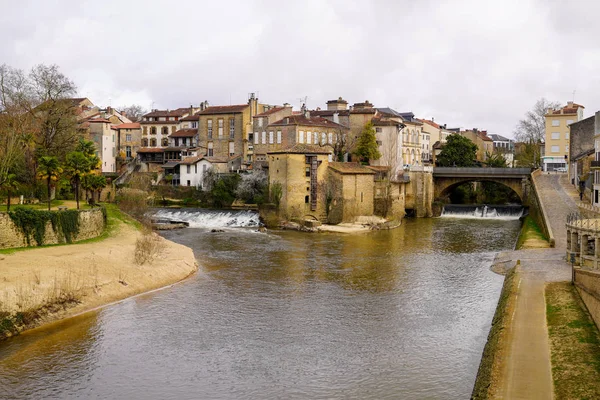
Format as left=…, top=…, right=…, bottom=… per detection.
left=250, top=105, right=294, bottom=163
left=267, top=144, right=331, bottom=221
left=140, top=107, right=195, bottom=149
left=327, top=162, right=375, bottom=224
left=115, top=122, right=141, bottom=164
left=568, top=115, right=595, bottom=189
left=197, top=94, right=270, bottom=167
left=459, top=129, right=494, bottom=164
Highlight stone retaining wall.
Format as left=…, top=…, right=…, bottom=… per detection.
left=530, top=170, right=555, bottom=247
left=574, top=268, right=600, bottom=329
left=0, top=208, right=106, bottom=249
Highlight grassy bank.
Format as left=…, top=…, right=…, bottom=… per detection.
left=516, top=216, right=550, bottom=249
left=471, top=266, right=518, bottom=399
left=0, top=204, right=142, bottom=340
left=546, top=282, right=600, bottom=399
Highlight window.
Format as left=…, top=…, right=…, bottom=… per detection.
left=258, top=117, right=263, bottom=127
left=126, top=146, right=131, bottom=158
left=218, top=119, right=223, bottom=137
left=314, top=132, right=319, bottom=144
left=305, top=195, right=309, bottom=204
left=142, top=138, right=148, bottom=146
left=249, top=132, right=254, bottom=143
left=269, top=131, right=274, bottom=144
left=254, top=132, right=258, bottom=144
left=305, top=167, right=310, bottom=177
left=195, top=164, right=197, bottom=174
left=207, top=120, right=213, bottom=138
left=143, top=126, right=147, bottom=135
left=150, top=138, right=157, bottom=147
left=376, top=127, right=382, bottom=133
left=262, top=131, right=266, bottom=144
left=112, top=134, right=115, bottom=142
left=229, top=118, right=235, bottom=138
left=299, top=131, right=304, bottom=143
left=162, top=138, right=168, bottom=146
left=321, top=132, right=326, bottom=145
left=126, top=134, right=132, bottom=142
left=187, top=180, right=191, bottom=186
left=229, top=141, right=235, bottom=156
left=551, top=145, right=559, bottom=153
left=191, top=121, right=198, bottom=129
left=328, top=133, right=333, bottom=144
left=150, top=127, right=157, bottom=135
left=565, top=132, right=569, bottom=140
left=276, top=131, right=281, bottom=144
left=306, top=131, right=312, bottom=144
left=565, top=145, right=569, bottom=153
left=551, top=132, right=560, bottom=140
left=162, top=127, right=169, bottom=136
left=567, top=119, right=574, bottom=125
left=174, top=138, right=180, bottom=147
left=186, top=165, right=191, bottom=174
left=208, top=142, right=213, bottom=157
left=552, top=120, right=560, bottom=127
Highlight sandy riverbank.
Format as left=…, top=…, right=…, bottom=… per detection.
left=0, top=219, right=198, bottom=339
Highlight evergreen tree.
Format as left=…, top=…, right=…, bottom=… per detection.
left=37, top=156, right=62, bottom=210
left=65, top=151, right=91, bottom=209
left=437, top=135, right=477, bottom=167
left=353, top=122, right=381, bottom=164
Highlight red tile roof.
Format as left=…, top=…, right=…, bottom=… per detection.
left=143, top=108, right=191, bottom=118
left=329, top=162, right=375, bottom=175
left=418, top=119, right=440, bottom=129
left=269, top=114, right=348, bottom=129
left=180, top=114, right=199, bottom=121
left=199, top=105, right=248, bottom=114
left=267, top=143, right=332, bottom=155
left=88, top=118, right=112, bottom=123
left=254, top=107, right=286, bottom=117
left=169, top=128, right=197, bottom=138
left=115, top=123, right=141, bottom=129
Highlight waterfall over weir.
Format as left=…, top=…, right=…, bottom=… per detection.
left=441, top=204, right=525, bottom=220
left=152, top=209, right=261, bottom=228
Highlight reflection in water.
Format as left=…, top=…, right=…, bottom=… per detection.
left=0, top=217, right=520, bottom=399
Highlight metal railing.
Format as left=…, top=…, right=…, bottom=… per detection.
left=591, top=161, right=600, bottom=169
left=433, top=167, right=532, bottom=176
left=567, top=212, right=600, bottom=233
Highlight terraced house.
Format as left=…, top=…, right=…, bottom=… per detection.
left=196, top=94, right=270, bottom=170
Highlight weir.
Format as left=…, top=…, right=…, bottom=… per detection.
left=441, top=204, right=525, bottom=220
left=152, top=209, right=261, bottom=228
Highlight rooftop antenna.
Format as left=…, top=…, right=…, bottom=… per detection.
left=151, top=101, right=155, bottom=111
left=572, top=90, right=576, bottom=103
left=297, top=96, right=308, bottom=109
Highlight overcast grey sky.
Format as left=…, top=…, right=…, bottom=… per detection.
left=1, top=0, right=598, bottom=136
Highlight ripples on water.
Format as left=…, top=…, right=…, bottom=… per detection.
left=0, top=217, right=521, bottom=399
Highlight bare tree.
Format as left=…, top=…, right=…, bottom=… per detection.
left=120, top=104, right=147, bottom=122
left=513, top=98, right=560, bottom=168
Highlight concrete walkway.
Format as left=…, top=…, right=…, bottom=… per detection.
left=495, top=174, right=575, bottom=399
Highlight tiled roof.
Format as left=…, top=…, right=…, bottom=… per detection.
left=198, top=105, right=247, bottom=114
left=180, top=114, right=199, bottom=121
left=269, top=114, right=348, bottom=129
left=328, top=162, right=375, bottom=175
left=311, top=110, right=350, bottom=117
left=178, top=156, right=204, bottom=165
left=254, top=107, right=286, bottom=117
left=418, top=119, right=441, bottom=129
left=169, top=128, right=197, bottom=138
left=137, top=147, right=165, bottom=153
left=88, top=118, right=112, bottom=123
left=115, top=123, right=141, bottom=129
left=142, top=108, right=190, bottom=118
left=267, top=143, right=332, bottom=155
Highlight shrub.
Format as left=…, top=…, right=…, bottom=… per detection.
left=134, top=228, right=165, bottom=265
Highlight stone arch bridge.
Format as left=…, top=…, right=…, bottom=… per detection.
left=432, top=167, right=533, bottom=204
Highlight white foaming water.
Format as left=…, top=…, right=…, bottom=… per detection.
left=441, top=205, right=524, bottom=220
left=153, top=209, right=260, bottom=228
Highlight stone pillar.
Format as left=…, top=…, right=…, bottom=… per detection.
left=581, top=234, right=588, bottom=257
left=567, top=229, right=571, bottom=251
left=596, top=237, right=600, bottom=269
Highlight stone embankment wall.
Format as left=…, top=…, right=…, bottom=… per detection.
left=0, top=208, right=106, bottom=249
left=529, top=170, right=555, bottom=247
left=574, top=268, right=600, bottom=329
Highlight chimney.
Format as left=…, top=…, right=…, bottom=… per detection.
left=431, top=117, right=434, bottom=122
left=326, top=96, right=348, bottom=111
left=567, top=101, right=574, bottom=106
left=283, top=103, right=291, bottom=108
left=285, top=117, right=290, bottom=124
left=333, top=112, right=339, bottom=124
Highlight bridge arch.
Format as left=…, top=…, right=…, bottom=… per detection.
left=436, top=178, right=524, bottom=203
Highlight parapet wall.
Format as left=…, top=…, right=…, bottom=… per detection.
left=529, top=170, right=555, bottom=247
left=574, top=268, right=600, bottom=330
left=0, top=208, right=106, bottom=249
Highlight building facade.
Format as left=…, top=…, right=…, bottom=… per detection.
left=543, top=101, right=585, bottom=172
left=88, top=119, right=116, bottom=173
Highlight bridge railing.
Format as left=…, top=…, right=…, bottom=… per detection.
left=567, top=212, right=600, bottom=233
left=432, top=167, right=533, bottom=175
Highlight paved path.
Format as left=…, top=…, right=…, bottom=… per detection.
left=496, top=174, right=576, bottom=399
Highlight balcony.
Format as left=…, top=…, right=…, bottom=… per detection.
left=591, top=161, right=600, bottom=169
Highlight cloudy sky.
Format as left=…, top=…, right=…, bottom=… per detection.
left=1, top=0, right=598, bottom=136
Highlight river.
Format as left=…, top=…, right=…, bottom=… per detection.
left=0, top=212, right=521, bottom=399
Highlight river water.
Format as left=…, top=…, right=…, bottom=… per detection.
left=0, top=214, right=521, bottom=399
